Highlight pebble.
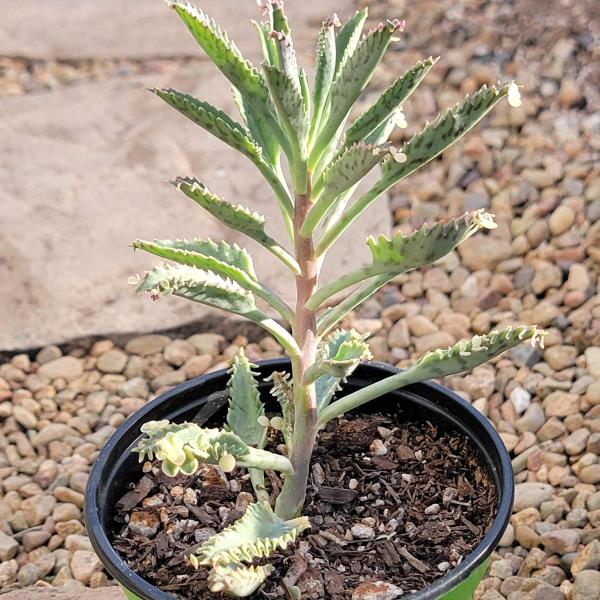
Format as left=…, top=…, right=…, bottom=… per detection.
left=96, top=348, right=128, bottom=374
left=0, top=560, right=18, bottom=586
left=585, top=348, right=600, bottom=378
left=37, top=356, right=83, bottom=381
left=571, top=540, right=600, bottom=575
left=163, top=339, right=196, bottom=367
left=124, top=334, right=171, bottom=356
left=541, top=529, right=580, bottom=555
left=572, top=570, right=600, bottom=600
left=0, top=530, right=19, bottom=561
left=187, top=333, right=224, bottom=355
left=549, top=205, right=576, bottom=235
left=70, top=550, right=102, bottom=584
left=510, top=386, right=532, bottom=414
left=352, top=581, right=403, bottom=600
left=514, top=483, right=554, bottom=511
left=351, top=524, right=376, bottom=540
left=544, top=345, right=577, bottom=370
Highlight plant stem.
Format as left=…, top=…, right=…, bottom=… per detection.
left=317, top=368, right=421, bottom=426
left=274, top=181, right=320, bottom=520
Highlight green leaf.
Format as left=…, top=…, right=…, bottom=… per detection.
left=367, top=210, right=498, bottom=270
left=232, top=86, right=279, bottom=165
left=265, top=371, right=294, bottom=448
left=171, top=177, right=299, bottom=274
left=380, top=83, right=511, bottom=189
left=207, top=562, right=273, bottom=597
left=252, top=20, right=278, bottom=67
left=315, top=330, right=370, bottom=411
left=136, top=263, right=257, bottom=316
left=227, top=349, right=266, bottom=448
left=316, top=83, right=512, bottom=255
left=345, top=56, right=438, bottom=146
left=197, top=502, right=310, bottom=565
left=311, top=19, right=337, bottom=136
left=167, top=1, right=268, bottom=104
left=302, top=143, right=391, bottom=236
left=310, top=19, right=403, bottom=167
left=318, top=326, right=547, bottom=425
left=263, top=65, right=309, bottom=150
left=335, top=9, right=368, bottom=73
left=132, top=238, right=257, bottom=283
left=153, top=89, right=262, bottom=163
left=412, top=326, right=547, bottom=379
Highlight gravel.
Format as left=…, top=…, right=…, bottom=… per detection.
left=1, top=0, right=599, bottom=597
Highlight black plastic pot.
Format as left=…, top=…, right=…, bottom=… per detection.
left=85, top=359, right=514, bottom=600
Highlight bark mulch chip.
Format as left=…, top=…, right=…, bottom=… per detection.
left=111, top=413, right=497, bottom=599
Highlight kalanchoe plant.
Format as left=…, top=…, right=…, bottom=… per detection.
left=131, top=1, right=542, bottom=596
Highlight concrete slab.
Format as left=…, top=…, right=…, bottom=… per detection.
left=0, top=64, right=390, bottom=350
left=1, top=0, right=355, bottom=60
left=0, top=587, right=125, bottom=600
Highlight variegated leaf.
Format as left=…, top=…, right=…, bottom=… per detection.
left=367, top=210, right=497, bottom=270
left=170, top=176, right=261, bottom=241
left=136, top=264, right=257, bottom=316
left=172, top=177, right=299, bottom=274
left=153, top=89, right=262, bottom=162
left=263, top=65, right=309, bottom=148
left=311, top=19, right=403, bottom=164
left=302, top=143, right=391, bottom=236
left=167, top=1, right=268, bottom=103
left=232, top=86, right=279, bottom=165
left=315, top=330, right=370, bottom=411
left=227, top=349, right=266, bottom=448
left=265, top=371, right=294, bottom=448
left=345, top=56, right=438, bottom=145
left=311, top=18, right=337, bottom=134
left=197, top=502, right=310, bottom=565
left=413, top=326, right=547, bottom=379
left=134, top=420, right=251, bottom=477
left=380, top=83, right=510, bottom=189
left=132, top=238, right=257, bottom=283
left=335, top=9, right=368, bottom=73
left=207, top=562, right=273, bottom=597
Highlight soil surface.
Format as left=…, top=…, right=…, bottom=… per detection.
left=111, top=414, right=496, bottom=599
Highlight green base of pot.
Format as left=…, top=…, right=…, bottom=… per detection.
left=119, top=559, right=489, bottom=600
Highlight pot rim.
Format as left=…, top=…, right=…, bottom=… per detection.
left=85, top=358, right=514, bottom=600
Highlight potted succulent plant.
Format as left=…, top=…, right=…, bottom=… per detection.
left=85, top=1, right=541, bottom=599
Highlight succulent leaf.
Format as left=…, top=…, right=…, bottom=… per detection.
left=197, top=502, right=310, bottom=565
left=153, top=89, right=262, bottom=162
left=232, top=86, right=279, bottom=165
left=380, top=83, right=510, bottom=189
left=171, top=177, right=298, bottom=273
left=311, top=19, right=403, bottom=164
left=207, top=562, right=273, bottom=597
left=315, top=329, right=371, bottom=411
left=334, top=9, right=368, bottom=73
left=134, top=420, right=250, bottom=477
left=345, top=56, right=439, bottom=146
left=302, top=143, right=391, bottom=236
left=167, top=1, right=268, bottom=103
left=132, top=238, right=257, bottom=284
left=227, top=349, right=267, bottom=448
left=311, top=18, right=337, bottom=135
left=136, top=263, right=257, bottom=315
left=265, top=371, right=294, bottom=447
left=413, top=326, right=547, bottom=378
left=368, top=210, right=497, bottom=270
left=263, top=65, right=309, bottom=150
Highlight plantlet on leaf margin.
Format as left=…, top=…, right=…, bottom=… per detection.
left=130, top=1, right=534, bottom=595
